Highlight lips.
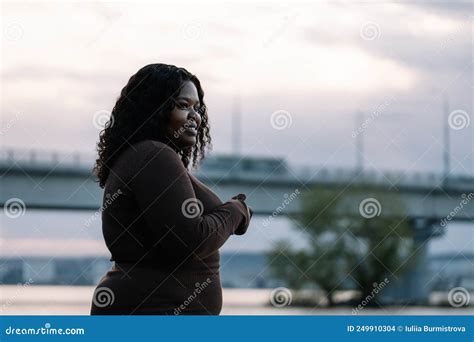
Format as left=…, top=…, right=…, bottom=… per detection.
left=184, top=127, right=198, bottom=135
left=183, top=120, right=198, bottom=135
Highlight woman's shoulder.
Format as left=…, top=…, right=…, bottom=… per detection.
left=112, top=139, right=177, bottom=171
left=127, top=140, right=187, bottom=186
left=131, top=139, right=179, bottom=161
left=106, top=140, right=182, bottom=189
left=132, top=139, right=174, bottom=153
left=126, top=140, right=186, bottom=174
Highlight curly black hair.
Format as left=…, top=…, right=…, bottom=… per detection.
left=93, top=63, right=212, bottom=189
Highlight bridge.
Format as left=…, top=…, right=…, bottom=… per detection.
left=1, top=148, right=473, bottom=303
left=1, top=148, right=472, bottom=220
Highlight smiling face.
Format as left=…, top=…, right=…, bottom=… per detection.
left=166, top=81, right=203, bottom=150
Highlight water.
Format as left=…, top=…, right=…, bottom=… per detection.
left=0, top=211, right=472, bottom=315
left=1, top=211, right=471, bottom=256
left=1, top=285, right=472, bottom=315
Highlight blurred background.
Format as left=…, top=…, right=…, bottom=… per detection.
left=1, top=0, right=473, bottom=315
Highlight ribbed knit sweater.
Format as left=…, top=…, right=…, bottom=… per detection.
left=90, top=139, right=251, bottom=315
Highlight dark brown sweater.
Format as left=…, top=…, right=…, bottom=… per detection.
left=90, top=139, right=251, bottom=315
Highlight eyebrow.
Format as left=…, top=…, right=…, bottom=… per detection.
left=176, top=96, right=200, bottom=104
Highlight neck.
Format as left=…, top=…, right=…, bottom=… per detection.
left=153, top=135, right=182, bottom=154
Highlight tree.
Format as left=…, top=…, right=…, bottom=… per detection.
left=267, top=183, right=416, bottom=306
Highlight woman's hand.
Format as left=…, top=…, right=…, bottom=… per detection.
left=232, top=193, right=246, bottom=202
left=232, top=194, right=253, bottom=235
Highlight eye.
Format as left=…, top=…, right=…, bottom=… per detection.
left=177, top=102, right=189, bottom=110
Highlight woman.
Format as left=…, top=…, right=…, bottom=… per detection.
left=90, top=63, right=253, bottom=315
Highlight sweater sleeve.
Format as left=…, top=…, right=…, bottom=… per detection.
left=233, top=198, right=252, bottom=235
left=130, top=143, right=249, bottom=260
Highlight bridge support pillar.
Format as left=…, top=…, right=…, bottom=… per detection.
left=380, top=218, right=444, bottom=305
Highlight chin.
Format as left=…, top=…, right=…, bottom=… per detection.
left=179, top=137, right=197, bottom=149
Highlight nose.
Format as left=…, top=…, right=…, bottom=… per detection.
left=188, top=110, right=201, bottom=127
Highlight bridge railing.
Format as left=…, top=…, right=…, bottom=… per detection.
left=1, top=148, right=472, bottom=191
left=296, top=166, right=444, bottom=186
left=0, top=148, right=97, bottom=168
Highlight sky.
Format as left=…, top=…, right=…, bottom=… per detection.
left=1, top=1, right=473, bottom=257
left=2, top=0, right=473, bottom=174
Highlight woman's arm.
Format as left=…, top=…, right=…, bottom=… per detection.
left=130, top=142, right=250, bottom=261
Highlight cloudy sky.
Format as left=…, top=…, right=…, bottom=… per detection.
left=2, top=0, right=472, bottom=174
left=1, top=1, right=473, bottom=256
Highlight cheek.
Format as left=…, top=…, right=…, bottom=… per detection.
left=169, top=110, right=187, bottom=128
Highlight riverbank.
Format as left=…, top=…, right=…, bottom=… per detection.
left=1, top=286, right=472, bottom=315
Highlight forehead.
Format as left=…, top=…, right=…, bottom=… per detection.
left=177, top=81, right=199, bottom=100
